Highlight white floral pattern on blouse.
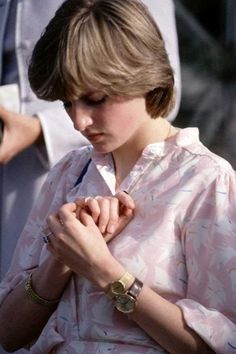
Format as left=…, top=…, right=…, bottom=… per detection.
left=1, top=128, right=236, bottom=354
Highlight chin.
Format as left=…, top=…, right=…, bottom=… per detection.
left=93, top=144, right=114, bottom=154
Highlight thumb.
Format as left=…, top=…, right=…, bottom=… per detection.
left=122, top=207, right=135, bottom=217
left=115, top=191, right=135, bottom=210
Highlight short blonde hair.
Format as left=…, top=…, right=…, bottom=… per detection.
left=29, top=0, right=175, bottom=118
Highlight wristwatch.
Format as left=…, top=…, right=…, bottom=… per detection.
left=114, top=278, right=143, bottom=314
left=106, top=271, right=135, bottom=300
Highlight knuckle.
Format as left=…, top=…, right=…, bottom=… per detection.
left=109, top=215, right=118, bottom=224
left=92, top=209, right=100, bottom=218
left=60, top=203, right=68, bottom=212
left=75, top=198, right=84, bottom=206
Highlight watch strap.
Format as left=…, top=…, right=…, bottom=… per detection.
left=127, top=278, right=143, bottom=300
left=106, top=271, right=135, bottom=299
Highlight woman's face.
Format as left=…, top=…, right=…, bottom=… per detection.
left=64, top=92, right=151, bottom=154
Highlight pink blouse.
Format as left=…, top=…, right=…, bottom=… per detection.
left=1, top=128, right=236, bottom=354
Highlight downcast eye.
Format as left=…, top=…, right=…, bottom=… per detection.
left=81, top=95, right=107, bottom=106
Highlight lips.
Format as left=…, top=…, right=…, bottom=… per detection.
left=87, top=132, right=102, bottom=137
left=86, top=132, right=104, bottom=142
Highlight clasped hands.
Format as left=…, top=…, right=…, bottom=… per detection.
left=45, top=192, right=135, bottom=288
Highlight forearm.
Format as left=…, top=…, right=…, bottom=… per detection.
left=130, top=285, right=215, bottom=354
left=0, top=258, right=72, bottom=352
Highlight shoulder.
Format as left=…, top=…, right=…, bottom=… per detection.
left=165, top=128, right=236, bottom=209
left=173, top=127, right=235, bottom=176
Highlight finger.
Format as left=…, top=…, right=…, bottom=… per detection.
left=43, top=223, right=59, bottom=253
left=74, top=198, right=88, bottom=219
left=57, top=202, right=78, bottom=225
left=47, top=204, right=77, bottom=240
left=115, top=191, right=135, bottom=210
left=104, top=210, right=134, bottom=243
left=121, top=205, right=135, bottom=217
left=47, top=206, right=80, bottom=253
left=79, top=208, right=97, bottom=227
left=74, top=197, right=86, bottom=209
left=47, top=213, right=64, bottom=236
left=115, top=191, right=135, bottom=218
left=75, top=197, right=101, bottom=223
left=106, top=197, right=119, bottom=234
left=103, top=232, right=115, bottom=243
left=95, top=197, right=111, bottom=234
left=85, top=197, right=100, bottom=223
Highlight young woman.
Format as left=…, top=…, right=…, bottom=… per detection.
left=0, top=1, right=235, bottom=353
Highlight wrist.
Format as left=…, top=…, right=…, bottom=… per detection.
left=95, top=258, right=126, bottom=291
left=31, top=259, right=72, bottom=300
left=46, top=256, right=71, bottom=274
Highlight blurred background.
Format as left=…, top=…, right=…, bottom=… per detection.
left=174, top=0, right=236, bottom=168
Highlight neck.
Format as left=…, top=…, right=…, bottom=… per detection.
left=112, top=117, right=172, bottom=187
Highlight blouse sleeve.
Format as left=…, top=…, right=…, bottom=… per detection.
left=0, top=147, right=90, bottom=305
left=176, top=168, right=236, bottom=353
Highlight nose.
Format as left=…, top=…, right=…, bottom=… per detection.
left=70, top=102, right=93, bottom=132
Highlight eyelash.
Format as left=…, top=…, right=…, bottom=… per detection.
left=63, top=96, right=107, bottom=110
left=81, top=96, right=107, bottom=106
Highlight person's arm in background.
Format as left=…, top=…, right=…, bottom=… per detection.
left=0, top=0, right=88, bottom=167
left=142, top=0, right=181, bottom=122
left=0, top=104, right=88, bottom=166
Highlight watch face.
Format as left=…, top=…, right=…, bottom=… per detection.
left=111, top=281, right=125, bottom=295
left=115, top=294, right=136, bottom=313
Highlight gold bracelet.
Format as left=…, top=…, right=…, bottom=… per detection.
left=24, top=273, right=60, bottom=307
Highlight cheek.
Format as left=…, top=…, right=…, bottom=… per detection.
left=112, top=116, right=138, bottom=143
left=112, top=114, right=132, bottom=132
left=102, top=98, right=144, bottom=132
